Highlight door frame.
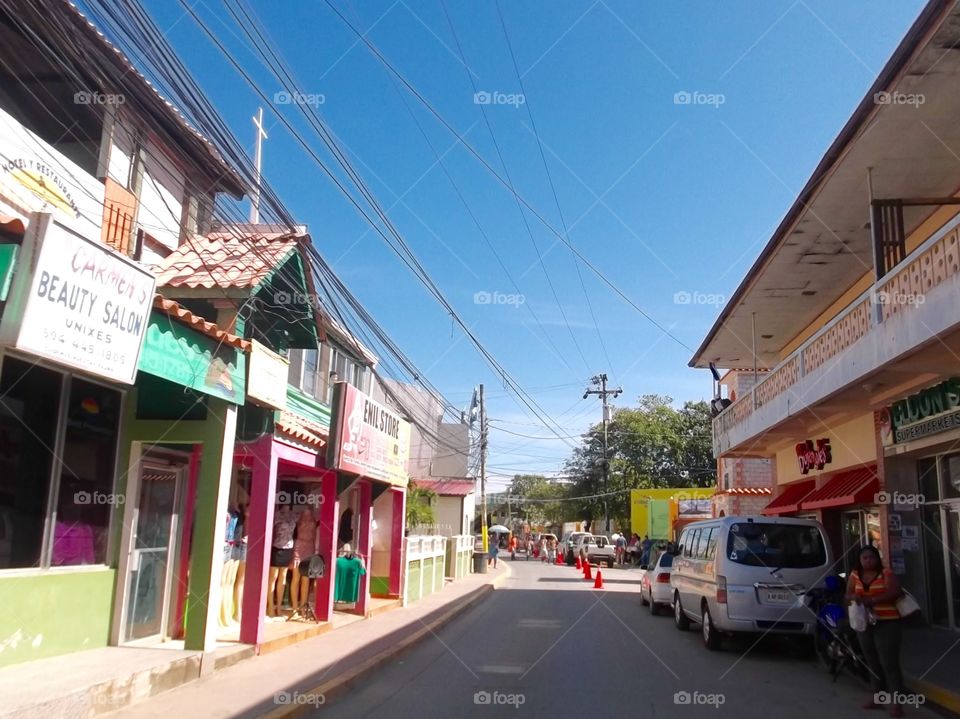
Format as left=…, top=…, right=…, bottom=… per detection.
left=110, top=443, right=187, bottom=646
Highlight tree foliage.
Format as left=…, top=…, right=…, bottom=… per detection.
left=406, top=481, right=436, bottom=531
left=563, top=395, right=715, bottom=529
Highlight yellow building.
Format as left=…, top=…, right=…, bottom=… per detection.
left=630, top=488, right=715, bottom=540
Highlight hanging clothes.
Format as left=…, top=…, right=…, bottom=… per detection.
left=334, top=554, right=366, bottom=603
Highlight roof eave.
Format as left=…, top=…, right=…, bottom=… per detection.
left=689, top=0, right=956, bottom=369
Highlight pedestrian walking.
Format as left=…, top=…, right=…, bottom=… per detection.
left=487, top=539, right=499, bottom=569
left=509, top=535, right=518, bottom=560
left=525, top=536, right=533, bottom=560
left=539, top=536, right=548, bottom=562
left=846, top=545, right=905, bottom=717
left=615, top=533, right=626, bottom=565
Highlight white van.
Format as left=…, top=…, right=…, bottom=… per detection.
left=670, top=516, right=832, bottom=650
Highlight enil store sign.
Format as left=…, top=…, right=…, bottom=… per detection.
left=0, top=214, right=156, bottom=384
left=327, top=382, right=411, bottom=487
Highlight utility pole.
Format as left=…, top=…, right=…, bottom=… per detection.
left=583, top=373, right=622, bottom=533
left=250, top=107, right=267, bottom=223
left=479, top=384, right=489, bottom=554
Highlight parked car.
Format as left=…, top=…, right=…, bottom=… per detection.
left=640, top=551, right=673, bottom=615
left=560, top=531, right=589, bottom=558
left=583, top=535, right=616, bottom=567
left=670, top=516, right=832, bottom=650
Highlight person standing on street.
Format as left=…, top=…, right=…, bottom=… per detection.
left=488, top=538, right=499, bottom=569
left=846, top=545, right=905, bottom=717
left=640, top=535, right=652, bottom=566
left=509, top=535, right=518, bottom=560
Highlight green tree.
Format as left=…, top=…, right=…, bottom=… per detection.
left=564, top=395, right=716, bottom=530
left=406, top=481, right=436, bottom=531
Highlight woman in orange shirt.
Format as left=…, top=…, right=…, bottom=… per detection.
left=845, top=545, right=904, bottom=717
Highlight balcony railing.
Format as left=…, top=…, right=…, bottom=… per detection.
left=714, top=210, right=960, bottom=454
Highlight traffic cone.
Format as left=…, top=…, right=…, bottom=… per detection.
left=575, top=556, right=582, bottom=570
left=584, top=562, right=593, bottom=581
left=593, top=570, right=604, bottom=589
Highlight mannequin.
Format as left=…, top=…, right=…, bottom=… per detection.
left=231, top=504, right=248, bottom=623
left=219, top=509, right=239, bottom=627
left=267, top=500, right=296, bottom=618
left=290, top=500, right=318, bottom=612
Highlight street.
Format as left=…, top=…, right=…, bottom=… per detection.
left=315, top=558, right=936, bottom=718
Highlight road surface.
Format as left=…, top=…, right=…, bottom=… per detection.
left=314, top=558, right=934, bottom=718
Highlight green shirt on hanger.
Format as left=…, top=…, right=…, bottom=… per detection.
left=334, top=555, right=366, bottom=603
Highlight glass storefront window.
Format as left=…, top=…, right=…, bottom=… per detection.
left=51, top=379, right=121, bottom=566
left=919, top=457, right=940, bottom=503
left=942, top=455, right=960, bottom=501
left=0, top=358, right=61, bottom=569
left=0, top=356, right=122, bottom=571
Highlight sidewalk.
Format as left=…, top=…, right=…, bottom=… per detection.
left=106, top=563, right=508, bottom=719
left=0, top=564, right=507, bottom=719
left=903, top=624, right=960, bottom=715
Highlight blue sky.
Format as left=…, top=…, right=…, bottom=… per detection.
left=141, top=0, right=925, bottom=489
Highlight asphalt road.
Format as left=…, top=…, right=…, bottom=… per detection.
left=314, top=558, right=936, bottom=718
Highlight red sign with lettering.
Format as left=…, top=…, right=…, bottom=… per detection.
left=796, top=439, right=832, bottom=474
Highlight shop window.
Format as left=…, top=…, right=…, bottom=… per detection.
left=942, top=455, right=960, bottom=501
left=51, top=379, right=121, bottom=566
left=919, top=457, right=940, bottom=503
left=0, top=358, right=62, bottom=569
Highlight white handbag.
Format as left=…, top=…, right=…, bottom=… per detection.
left=896, top=590, right=921, bottom=618
left=848, top=601, right=868, bottom=632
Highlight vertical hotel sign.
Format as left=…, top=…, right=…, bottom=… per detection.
left=327, top=382, right=410, bottom=487
left=0, top=214, right=155, bottom=383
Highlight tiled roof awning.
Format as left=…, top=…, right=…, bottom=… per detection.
left=761, top=478, right=817, bottom=516
left=153, top=296, right=250, bottom=351
left=411, top=478, right=475, bottom=496
left=801, top=466, right=879, bottom=511
left=275, top=410, right=327, bottom=449
left=154, top=233, right=299, bottom=291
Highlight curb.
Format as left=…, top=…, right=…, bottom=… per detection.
left=263, top=564, right=511, bottom=719
left=906, top=676, right=960, bottom=717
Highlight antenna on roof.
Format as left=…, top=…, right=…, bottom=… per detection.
left=250, top=107, right=268, bottom=223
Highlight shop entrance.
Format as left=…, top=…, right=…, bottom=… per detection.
left=839, top=509, right=882, bottom=572
left=121, top=459, right=185, bottom=644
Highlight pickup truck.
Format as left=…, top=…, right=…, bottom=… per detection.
left=574, top=534, right=616, bottom=567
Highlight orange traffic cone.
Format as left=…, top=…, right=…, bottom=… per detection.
left=584, top=562, right=593, bottom=580
left=575, top=556, right=582, bottom=570
left=593, top=570, right=604, bottom=589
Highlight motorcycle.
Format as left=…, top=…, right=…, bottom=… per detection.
left=805, top=575, right=869, bottom=683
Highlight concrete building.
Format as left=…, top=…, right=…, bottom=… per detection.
left=691, top=0, right=960, bottom=630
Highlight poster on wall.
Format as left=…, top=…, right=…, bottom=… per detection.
left=677, top=498, right=712, bottom=517
left=0, top=214, right=155, bottom=384
left=327, top=382, right=411, bottom=487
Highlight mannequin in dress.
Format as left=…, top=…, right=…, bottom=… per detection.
left=267, top=500, right=296, bottom=618
left=219, top=509, right=239, bottom=627
left=231, top=504, right=248, bottom=623
left=290, top=500, right=318, bottom=612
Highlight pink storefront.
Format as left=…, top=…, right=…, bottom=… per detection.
left=226, top=382, right=408, bottom=651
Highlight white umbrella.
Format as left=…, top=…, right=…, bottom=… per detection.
left=488, top=524, right=510, bottom=533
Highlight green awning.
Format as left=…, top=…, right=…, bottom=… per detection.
left=138, top=311, right=246, bottom=404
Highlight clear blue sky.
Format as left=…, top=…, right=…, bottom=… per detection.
left=141, top=0, right=925, bottom=489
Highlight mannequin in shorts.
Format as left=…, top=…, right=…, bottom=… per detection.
left=267, top=501, right=296, bottom=618
left=290, top=502, right=318, bottom=612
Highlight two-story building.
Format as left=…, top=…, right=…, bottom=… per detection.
left=0, top=0, right=255, bottom=667
left=692, top=0, right=960, bottom=630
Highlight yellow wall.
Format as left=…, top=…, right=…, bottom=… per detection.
left=630, top=488, right=715, bottom=536
left=779, top=204, right=960, bottom=362
left=774, top=413, right=876, bottom=486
